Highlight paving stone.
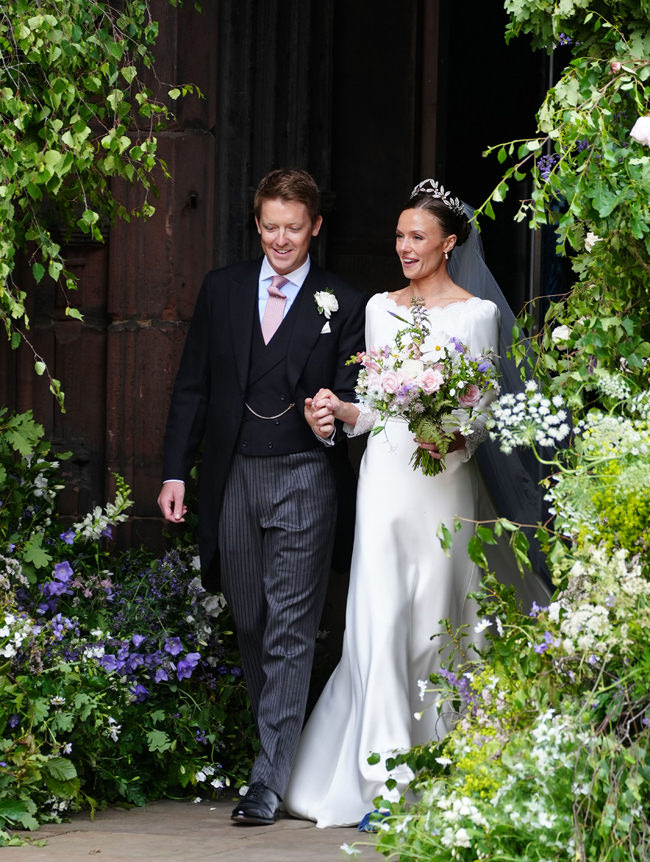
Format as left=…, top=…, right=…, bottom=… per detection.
left=8, top=799, right=377, bottom=861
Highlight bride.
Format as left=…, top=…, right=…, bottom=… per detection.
left=284, top=180, right=548, bottom=828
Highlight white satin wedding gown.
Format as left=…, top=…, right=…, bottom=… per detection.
left=284, top=292, right=517, bottom=828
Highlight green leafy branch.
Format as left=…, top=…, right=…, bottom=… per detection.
left=0, top=1, right=201, bottom=407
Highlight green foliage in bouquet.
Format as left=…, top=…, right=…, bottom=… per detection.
left=0, top=410, right=255, bottom=846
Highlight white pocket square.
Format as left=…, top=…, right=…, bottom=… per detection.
left=320, top=321, right=331, bottom=334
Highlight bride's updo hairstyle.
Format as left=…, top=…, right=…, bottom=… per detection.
left=406, top=179, right=471, bottom=255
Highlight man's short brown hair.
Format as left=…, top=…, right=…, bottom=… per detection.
left=254, top=169, right=321, bottom=225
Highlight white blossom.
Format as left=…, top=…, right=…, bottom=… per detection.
left=551, top=324, right=571, bottom=343
left=630, top=115, right=650, bottom=146
left=584, top=231, right=603, bottom=252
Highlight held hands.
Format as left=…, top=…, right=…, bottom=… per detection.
left=304, top=387, right=360, bottom=439
left=157, top=480, right=188, bottom=523
left=304, top=388, right=339, bottom=439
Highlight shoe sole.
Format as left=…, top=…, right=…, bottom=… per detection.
left=231, top=813, right=277, bottom=826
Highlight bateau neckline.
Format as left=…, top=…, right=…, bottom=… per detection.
left=382, top=292, right=481, bottom=312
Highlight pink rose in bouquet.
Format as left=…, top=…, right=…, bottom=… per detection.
left=458, top=383, right=482, bottom=407
left=381, top=370, right=400, bottom=394
left=420, top=367, right=444, bottom=395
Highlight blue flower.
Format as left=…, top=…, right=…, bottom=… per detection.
left=54, top=561, right=74, bottom=582
left=176, top=652, right=201, bottom=680
left=59, top=529, right=76, bottom=545
left=99, top=654, right=119, bottom=672
left=164, top=636, right=183, bottom=656
left=155, top=667, right=169, bottom=682
left=131, top=683, right=149, bottom=702
left=101, top=526, right=113, bottom=540
left=132, top=634, right=146, bottom=648
left=42, top=580, right=70, bottom=598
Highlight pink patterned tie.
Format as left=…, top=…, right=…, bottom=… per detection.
left=260, top=275, right=289, bottom=343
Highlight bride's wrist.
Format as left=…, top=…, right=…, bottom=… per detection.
left=337, top=402, right=360, bottom=425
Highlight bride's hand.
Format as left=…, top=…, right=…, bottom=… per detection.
left=415, top=431, right=466, bottom=459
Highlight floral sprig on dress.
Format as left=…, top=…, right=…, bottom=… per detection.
left=314, top=289, right=338, bottom=319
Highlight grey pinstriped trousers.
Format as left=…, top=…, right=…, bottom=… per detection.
left=217, top=449, right=337, bottom=798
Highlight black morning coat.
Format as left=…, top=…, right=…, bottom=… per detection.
left=162, top=257, right=368, bottom=592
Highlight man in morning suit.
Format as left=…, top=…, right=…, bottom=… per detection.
left=157, top=169, right=367, bottom=826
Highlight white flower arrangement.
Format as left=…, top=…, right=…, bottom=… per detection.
left=314, top=289, right=338, bottom=319
left=487, top=381, right=571, bottom=454
left=630, top=115, right=650, bottom=146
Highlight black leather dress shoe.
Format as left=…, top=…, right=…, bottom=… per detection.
left=231, top=782, right=281, bottom=825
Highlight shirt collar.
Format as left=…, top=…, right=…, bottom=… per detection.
left=260, top=255, right=311, bottom=289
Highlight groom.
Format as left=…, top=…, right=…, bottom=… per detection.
left=158, top=168, right=367, bottom=825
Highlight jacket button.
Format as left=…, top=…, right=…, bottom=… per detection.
left=241, top=441, right=248, bottom=448
left=267, top=442, right=273, bottom=449
left=274, top=420, right=280, bottom=426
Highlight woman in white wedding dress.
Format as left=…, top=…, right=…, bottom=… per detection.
left=285, top=181, right=543, bottom=828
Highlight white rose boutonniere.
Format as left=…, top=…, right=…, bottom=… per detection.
left=314, top=289, right=339, bottom=319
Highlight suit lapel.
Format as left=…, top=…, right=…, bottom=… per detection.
left=228, top=260, right=262, bottom=393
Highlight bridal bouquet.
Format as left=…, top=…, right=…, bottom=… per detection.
left=349, top=298, right=499, bottom=476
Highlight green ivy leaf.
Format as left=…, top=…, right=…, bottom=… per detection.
left=22, top=535, right=52, bottom=569
left=146, top=729, right=172, bottom=753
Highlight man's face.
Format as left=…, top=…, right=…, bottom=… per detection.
left=256, top=198, right=322, bottom=276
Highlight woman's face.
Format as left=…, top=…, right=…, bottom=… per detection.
left=395, top=208, right=456, bottom=281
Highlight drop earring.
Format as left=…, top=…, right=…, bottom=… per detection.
left=444, top=251, right=449, bottom=260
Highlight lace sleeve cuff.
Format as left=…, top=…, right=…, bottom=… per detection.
left=461, top=417, right=489, bottom=462
left=343, top=403, right=377, bottom=437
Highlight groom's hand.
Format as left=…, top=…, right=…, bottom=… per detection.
left=304, top=395, right=336, bottom=439
left=157, top=481, right=188, bottom=522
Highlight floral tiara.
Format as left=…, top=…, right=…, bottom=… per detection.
left=410, top=179, right=465, bottom=218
